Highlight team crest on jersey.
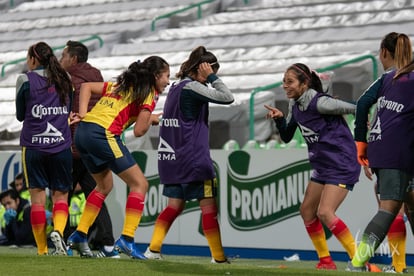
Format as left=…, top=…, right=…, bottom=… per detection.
left=157, top=137, right=176, bottom=160
left=368, top=118, right=382, bottom=142
left=32, top=122, right=65, bottom=144
left=298, top=124, right=319, bottom=144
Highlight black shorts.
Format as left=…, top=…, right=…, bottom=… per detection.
left=162, top=178, right=217, bottom=201
left=22, top=147, right=72, bottom=192
left=311, top=177, right=354, bottom=191
left=375, top=168, right=412, bottom=201
left=75, top=122, right=136, bottom=174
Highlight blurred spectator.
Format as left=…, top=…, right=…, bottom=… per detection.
left=9, top=173, right=30, bottom=202
left=66, top=183, right=85, bottom=237
left=0, top=189, right=35, bottom=246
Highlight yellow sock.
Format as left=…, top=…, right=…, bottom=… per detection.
left=77, top=190, right=105, bottom=234
left=52, top=200, right=68, bottom=236
left=31, top=204, right=48, bottom=255
left=328, top=217, right=356, bottom=259
left=388, top=214, right=406, bottom=273
left=201, top=204, right=226, bottom=262
left=122, top=192, right=145, bottom=238
left=305, top=218, right=330, bottom=259
left=149, top=206, right=182, bottom=252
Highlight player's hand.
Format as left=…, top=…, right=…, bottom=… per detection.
left=356, top=141, right=369, bottom=166
left=69, top=111, right=84, bottom=125
left=150, top=112, right=163, bottom=126
left=198, top=62, right=214, bottom=80
left=264, top=104, right=283, bottom=119
left=363, top=166, right=373, bottom=180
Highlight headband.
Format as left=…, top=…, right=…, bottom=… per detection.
left=291, top=64, right=311, bottom=81
left=32, top=44, right=41, bottom=60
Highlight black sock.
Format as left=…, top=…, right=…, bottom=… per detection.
left=362, top=209, right=396, bottom=247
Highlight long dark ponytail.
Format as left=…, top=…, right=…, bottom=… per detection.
left=288, top=63, right=323, bottom=93
left=176, top=46, right=220, bottom=79
left=114, top=56, right=169, bottom=104
left=28, top=42, right=72, bottom=106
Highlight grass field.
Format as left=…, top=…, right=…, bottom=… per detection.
left=0, top=246, right=412, bottom=275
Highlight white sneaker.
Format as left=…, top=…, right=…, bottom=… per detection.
left=211, top=258, right=230, bottom=264
left=283, top=253, right=300, bottom=261
left=144, top=247, right=163, bottom=260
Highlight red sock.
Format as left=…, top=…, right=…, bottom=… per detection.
left=122, top=192, right=145, bottom=237
left=201, top=204, right=226, bottom=262
left=77, top=189, right=106, bottom=234
left=52, top=200, right=68, bottom=236
left=31, top=203, right=48, bottom=254
left=328, top=217, right=356, bottom=259
left=149, top=206, right=182, bottom=252
left=305, top=218, right=330, bottom=259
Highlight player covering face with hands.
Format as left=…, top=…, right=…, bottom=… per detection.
left=144, top=46, right=233, bottom=263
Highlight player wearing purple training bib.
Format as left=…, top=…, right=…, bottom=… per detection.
left=16, top=42, right=73, bottom=256
left=265, top=63, right=359, bottom=270
left=145, top=46, right=234, bottom=263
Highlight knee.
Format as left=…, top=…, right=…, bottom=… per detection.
left=96, top=184, right=112, bottom=195
left=200, top=202, right=218, bottom=215
left=299, top=204, right=306, bottom=217
left=125, top=178, right=148, bottom=195
left=300, top=203, right=315, bottom=221
left=316, top=207, right=333, bottom=224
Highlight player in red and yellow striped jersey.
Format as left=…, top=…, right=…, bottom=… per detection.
left=67, top=56, right=170, bottom=259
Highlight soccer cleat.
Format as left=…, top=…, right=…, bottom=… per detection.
left=211, top=257, right=231, bottom=264
left=96, top=247, right=120, bottom=258
left=144, top=247, right=163, bottom=260
left=383, top=265, right=398, bottom=273
left=114, top=236, right=147, bottom=259
left=67, top=230, right=95, bottom=258
left=316, top=256, right=336, bottom=270
left=382, top=265, right=408, bottom=274
left=316, top=261, right=337, bottom=270
left=50, top=231, right=67, bottom=256
left=367, top=263, right=382, bottom=272
left=345, top=261, right=367, bottom=272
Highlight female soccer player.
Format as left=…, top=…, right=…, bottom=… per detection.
left=144, top=46, right=234, bottom=263
left=265, top=63, right=359, bottom=270
left=16, top=41, right=73, bottom=255
left=348, top=33, right=413, bottom=272
left=354, top=32, right=412, bottom=273
left=67, top=56, right=170, bottom=259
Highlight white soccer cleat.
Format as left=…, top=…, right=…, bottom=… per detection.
left=144, top=247, right=163, bottom=260
left=50, top=231, right=67, bottom=256
left=211, top=258, right=230, bottom=264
